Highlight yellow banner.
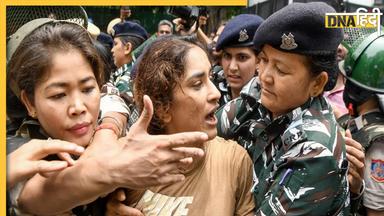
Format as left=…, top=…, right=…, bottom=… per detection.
left=0, top=2, right=5, bottom=214
left=5, top=0, right=247, bottom=6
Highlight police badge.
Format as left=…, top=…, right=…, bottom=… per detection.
left=371, top=159, right=384, bottom=182
left=280, top=32, right=298, bottom=50
left=238, top=29, right=249, bottom=42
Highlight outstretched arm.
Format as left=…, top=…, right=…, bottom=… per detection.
left=7, top=139, right=84, bottom=189
left=17, top=95, right=207, bottom=215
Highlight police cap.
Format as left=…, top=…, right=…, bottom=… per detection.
left=253, top=2, right=343, bottom=55
left=216, top=14, right=264, bottom=51
left=111, top=21, right=148, bottom=41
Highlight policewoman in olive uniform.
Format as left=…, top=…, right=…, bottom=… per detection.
left=341, top=32, right=384, bottom=215
left=110, top=21, right=148, bottom=104
left=109, top=21, right=148, bottom=125
left=212, top=14, right=263, bottom=106
left=216, top=2, right=349, bottom=215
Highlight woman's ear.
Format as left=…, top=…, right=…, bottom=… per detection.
left=161, top=106, right=172, bottom=124
left=162, top=113, right=172, bottom=124
left=155, top=106, right=172, bottom=124
left=124, top=42, right=133, bottom=56
left=310, top=71, right=328, bottom=97
left=20, top=90, right=37, bottom=118
left=255, top=63, right=260, bottom=76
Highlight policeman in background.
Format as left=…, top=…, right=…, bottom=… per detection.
left=216, top=2, right=349, bottom=215
left=341, top=32, right=384, bottom=216
left=131, top=19, right=174, bottom=63
left=156, top=19, right=173, bottom=36
left=212, top=14, right=263, bottom=106
left=110, top=21, right=148, bottom=105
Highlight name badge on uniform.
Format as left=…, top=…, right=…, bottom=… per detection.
left=239, top=29, right=249, bottom=42
left=280, top=33, right=298, bottom=50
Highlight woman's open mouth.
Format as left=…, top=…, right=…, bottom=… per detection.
left=205, top=107, right=218, bottom=126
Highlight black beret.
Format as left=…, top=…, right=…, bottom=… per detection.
left=216, top=14, right=264, bottom=51
left=253, top=2, right=343, bottom=55
left=111, top=21, right=148, bottom=41
left=97, top=32, right=113, bottom=50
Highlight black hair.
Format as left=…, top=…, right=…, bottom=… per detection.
left=120, top=35, right=145, bottom=50
left=307, top=51, right=338, bottom=91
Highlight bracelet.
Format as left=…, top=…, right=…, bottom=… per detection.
left=98, top=116, right=125, bottom=137
left=94, top=123, right=120, bottom=137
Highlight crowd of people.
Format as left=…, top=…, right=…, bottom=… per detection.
left=6, top=2, right=383, bottom=216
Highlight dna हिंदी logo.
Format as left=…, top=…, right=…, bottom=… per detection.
left=325, top=8, right=382, bottom=32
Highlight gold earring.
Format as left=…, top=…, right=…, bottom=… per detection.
left=30, top=112, right=37, bottom=118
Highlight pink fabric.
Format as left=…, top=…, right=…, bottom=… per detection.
left=324, top=87, right=349, bottom=116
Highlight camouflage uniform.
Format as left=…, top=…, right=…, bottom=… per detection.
left=109, top=62, right=140, bottom=126
left=216, top=77, right=350, bottom=215
left=211, top=65, right=232, bottom=107
left=110, top=62, right=134, bottom=103
left=346, top=110, right=384, bottom=212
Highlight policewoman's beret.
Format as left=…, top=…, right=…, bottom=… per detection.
left=111, top=21, right=148, bottom=41
left=253, top=2, right=343, bottom=55
left=216, top=14, right=264, bottom=51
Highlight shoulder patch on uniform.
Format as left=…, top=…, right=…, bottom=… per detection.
left=371, top=159, right=384, bottom=183
left=302, top=118, right=330, bottom=137
left=282, top=124, right=307, bottom=148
